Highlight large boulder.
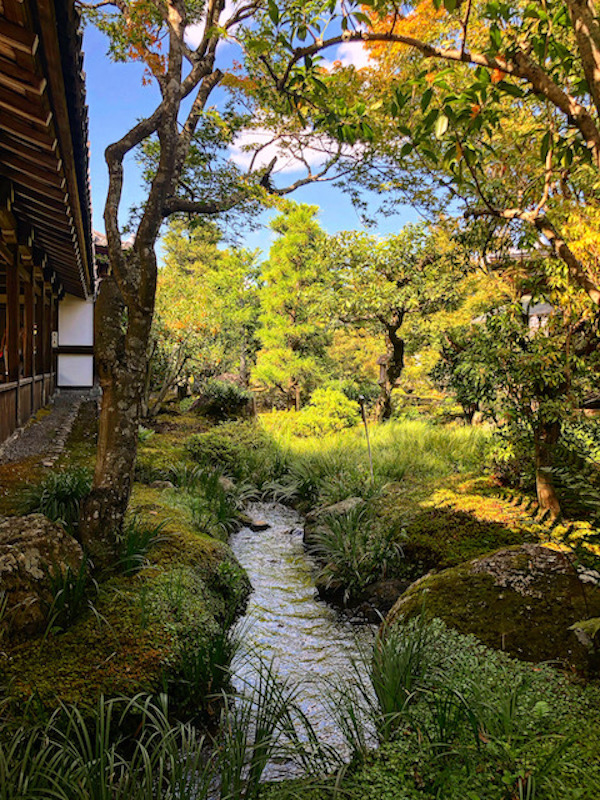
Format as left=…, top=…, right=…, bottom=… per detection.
left=0, top=514, right=85, bottom=638
left=387, top=543, right=600, bottom=672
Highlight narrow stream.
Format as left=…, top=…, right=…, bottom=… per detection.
left=229, top=502, right=375, bottom=777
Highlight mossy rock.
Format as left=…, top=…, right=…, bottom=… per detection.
left=387, top=543, right=600, bottom=672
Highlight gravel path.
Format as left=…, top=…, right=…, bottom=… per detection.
left=0, top=391, right=90, bottom=467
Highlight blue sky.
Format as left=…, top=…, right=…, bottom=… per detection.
left=83, top=23, right=420, bottom=261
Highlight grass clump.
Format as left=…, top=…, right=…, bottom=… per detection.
left=22, top=467, right=92, bottom=534
left=117, top=515, right=168, bottom=575
left=309, top=507, right=404, bottom=602
left=44, top=558, right=97, bottom=633
left=186, top=421, right=289, bottom=488
left=0, top=663, right=334, bottom=800
left=301, top=618, right=600, bottom=800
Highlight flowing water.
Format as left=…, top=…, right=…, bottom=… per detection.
left=229, top=502, right=375, bottom=777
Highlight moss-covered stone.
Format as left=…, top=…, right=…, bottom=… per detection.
left=387, top=543, right=600, bottom=672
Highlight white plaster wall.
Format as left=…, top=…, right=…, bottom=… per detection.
left=58, top=294, right=94, bottom=346
left=58, top=354, right=94, bottom=387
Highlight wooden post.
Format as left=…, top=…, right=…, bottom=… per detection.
left=50, top=287, right=57, bottom=391
left=24, top=264, right=34, bottom=409
left=34, top=270, right=43, bottom=378
left=43, top=284, right=50, bottom=375
left=23, top=265, right=33, bottom=377
left=6, top=249, right=18, bottom=384
left=6, top=248, right=19, bottom=427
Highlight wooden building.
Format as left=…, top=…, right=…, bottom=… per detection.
left=0, top=0, right=95, bottom=442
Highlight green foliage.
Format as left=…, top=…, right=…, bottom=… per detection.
left=118, top=516, right=168, bottom=575
left=253, top=203, right=331, bottom=406
left=44, top=558, right=95, bottom=633
left=166, top=623, right=243, bottom=715
left=137, top=425, right=155, bottom=443
left=319, top=618, right=600, bottom=800
left=23, top=467, right=92, bottom=535
left=309, top=506, right=404, bottom=601
left=196, top=379, right=252, bottom=420
left=188, top=482, right=240, bottom=538
left=186, top=421, right=288, bottom=487
left=289, top=387, right=360, bottom=437
left=149, top=222, right=261, bottom=411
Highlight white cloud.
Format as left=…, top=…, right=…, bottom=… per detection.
left=320, top=42, right=373, bottom=71
left=228, top=128, right=330, bottom=174
left=185, top=0, right=238, bottom=49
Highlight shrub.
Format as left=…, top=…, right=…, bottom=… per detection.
left=23, top=467, right=92, bottom=535
left=292, top=387, right=360, bottom=437
left=195, top=379, right=253, bottom=420
left=186, top=422, right=287, bottom=486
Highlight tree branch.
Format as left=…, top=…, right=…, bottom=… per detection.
left=465, top=206, right=600, bottom=305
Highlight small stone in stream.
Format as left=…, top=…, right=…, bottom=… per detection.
left=248, top=519, right=270, bottom=531
left=149, top=480, right=175, bottom=489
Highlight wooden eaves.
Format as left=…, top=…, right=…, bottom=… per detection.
left=0, top=0, right=94, bottom=299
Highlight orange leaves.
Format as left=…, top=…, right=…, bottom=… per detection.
left=470, top=103, right=481, bottom=118
left=221, top=72, right=258, bottom=92
left=365, top=0, right=445, bottom=59
left=491, top=68, right=504, bottom=83
left=120, top=0, right=167, bottom=79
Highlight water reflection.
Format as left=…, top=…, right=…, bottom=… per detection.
left=230, top=502, right=375, bottom=777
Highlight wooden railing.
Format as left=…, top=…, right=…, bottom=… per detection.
left=0, top=372, right=56, bottom=444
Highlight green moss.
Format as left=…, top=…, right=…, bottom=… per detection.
left=387, top=548, right=600, bottom=671
left=1, top=410, right=250, bottom=721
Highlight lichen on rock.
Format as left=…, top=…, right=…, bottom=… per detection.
left=387, top=543, right=600, bottom=672
left=0, top=514, right=84, bottom=638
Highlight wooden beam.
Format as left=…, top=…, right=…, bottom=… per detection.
left=0, top=86, right=51, bottom=126
left=0, top=151, right=65, bottom=189
left=1, top=115, right=56, bottom=151
left=0, top=55, right=46, bottom=95
left=0, top=179, right=17, bottom=244
left=0, top=240, right=12, bottom=265
left=0, top=133, right=61, bottom=172
left=0, top=19, right=39, bottom=56
left=16, top=190, right=67, bottom=217
left=12, top=202, right=72, bottom=232
left=3, top=171, right=67, bottom=204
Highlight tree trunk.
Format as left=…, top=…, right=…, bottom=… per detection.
left=375, top=314, right=405, bottom=422
left=239, top=334, right=249, bottom=387
left=79, top=271, right=153, bottom=567
left=463, top=402, right=478, bottom=425
left=534, top=421, right=561, bottom=517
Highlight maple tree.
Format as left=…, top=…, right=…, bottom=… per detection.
left=253, top=0, right=600, bottom=309
left=76, top=0, right=356, bottom=565
left=321, top=222, right=467, bottom=420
